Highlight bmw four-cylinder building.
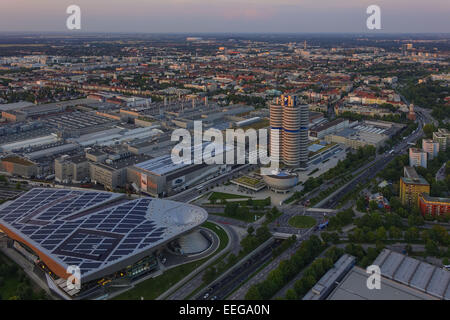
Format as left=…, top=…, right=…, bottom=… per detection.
left=0, top=188, right=208, bottom=299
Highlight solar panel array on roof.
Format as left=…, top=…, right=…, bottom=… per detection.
left=0, top=188, right=208, bottom=281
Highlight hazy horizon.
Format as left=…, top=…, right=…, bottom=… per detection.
left=0, top=0, right=449, bottom=34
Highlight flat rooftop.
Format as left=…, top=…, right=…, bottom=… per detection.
left=327, top=266, right=437, bottom=300
left=134, top=142, right=232, bottom=176
left=329, top=249, right=450, bottom=300
left=401, top=176, right=430, bottom=186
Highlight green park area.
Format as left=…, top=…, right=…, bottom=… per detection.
left=233, top=176, right=264, bottom=189
left=288, top=215, right=317, bottom=229
left=0, top=252, right=47, bottom=300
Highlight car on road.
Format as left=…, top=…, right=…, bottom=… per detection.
left=203, top=293, right=209, bottom=299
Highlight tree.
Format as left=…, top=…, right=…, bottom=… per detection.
left=404, top=227, right=419, bottom=243
left=349, top=228, right=364, bottom=243
left=247, top=226, right=255, bottom=236
left=366, top=231, right=377, bottom=243
left=423, top=123, right=437, bottom=139
left=16, top=283, right=33, bottom=300
left=293, top=279, right=308, bottom=297
left=408, top=214, right=424, bottom=227
left=255, top=226, right=271, bottom=242
left=325, top=246, right=345, bottom=262
left=425, top=239, right=439, bottom=257
left=322, top=232, right=339, bottom=244
left=202, top=267, right=217, bottom=283
left=369, top=201, right=379, bottom=211
left=356, top=197, right=367, bottom=212
left=245, top=286, right=262, bottom=300
left=375, top=227, right=387, bottom=242
left=388, top=226, right=402, bottom=239
left=285, top=289, right=298, bottom=300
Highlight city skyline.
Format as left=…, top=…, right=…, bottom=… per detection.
left=0, top=0, right=449, bottom=33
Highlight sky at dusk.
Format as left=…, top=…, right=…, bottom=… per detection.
left=0, top=0, right=449, bottom=33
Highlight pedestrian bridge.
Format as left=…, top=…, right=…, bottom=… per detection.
left=307, top=208, right=338, bottom=214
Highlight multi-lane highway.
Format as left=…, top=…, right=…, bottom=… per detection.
left=195, top=239, right=284, bottom=301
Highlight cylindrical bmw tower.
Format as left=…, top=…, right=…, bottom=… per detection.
left=270, top=102, right=283, bottom=165
left=270, top=95, right=309, bottom=169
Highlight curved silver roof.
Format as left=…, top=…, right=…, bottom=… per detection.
left=0, top=188, right=207, bottom=281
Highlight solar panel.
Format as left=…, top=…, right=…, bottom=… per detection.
left=0, top=188, right=207, bottom=281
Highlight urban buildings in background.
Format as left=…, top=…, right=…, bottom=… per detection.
left=0, top=33, right=449, bottom=301
left=409, top=147, right=428, bottom=168
left=433, top=128, right=450, bottom=152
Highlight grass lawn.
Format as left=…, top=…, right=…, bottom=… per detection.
left=233, top=176, right=263, bottom=187
left=208, top=192, right=250, bottom=201
left=114, top=222, right=229, bottom=300
left=288, top=216, right=317, bottom=229
left=0, top=252, right=45, bottom=300
left=0, top=254, right=21, bottom=299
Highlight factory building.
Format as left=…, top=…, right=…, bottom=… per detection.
left=0, top=155, right=39, bottom=178
left=328, top=249, right=449, bottom=300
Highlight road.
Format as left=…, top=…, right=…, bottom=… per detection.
left=228, top=228, right=315, bottom=300
left=196, top=239, right=284, bottom=301
left=165, top=223, right=241, bottom=300
left=319, top=111, right=426, bottom=210
left=436, top=162, right=447, bottom=181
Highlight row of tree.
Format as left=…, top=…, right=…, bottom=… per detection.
left=0, top=256, right=47, bottom=300
left=202, top=225, right=272, bottom=284
left=285, top=247, right=344, bottom=300
left=245, top=235, right=324, bottom=300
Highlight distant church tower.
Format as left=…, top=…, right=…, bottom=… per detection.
left=408, top=104, right=416, bottom=121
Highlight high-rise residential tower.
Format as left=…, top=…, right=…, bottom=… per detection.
left=270, top=95, right=309, bottom=169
